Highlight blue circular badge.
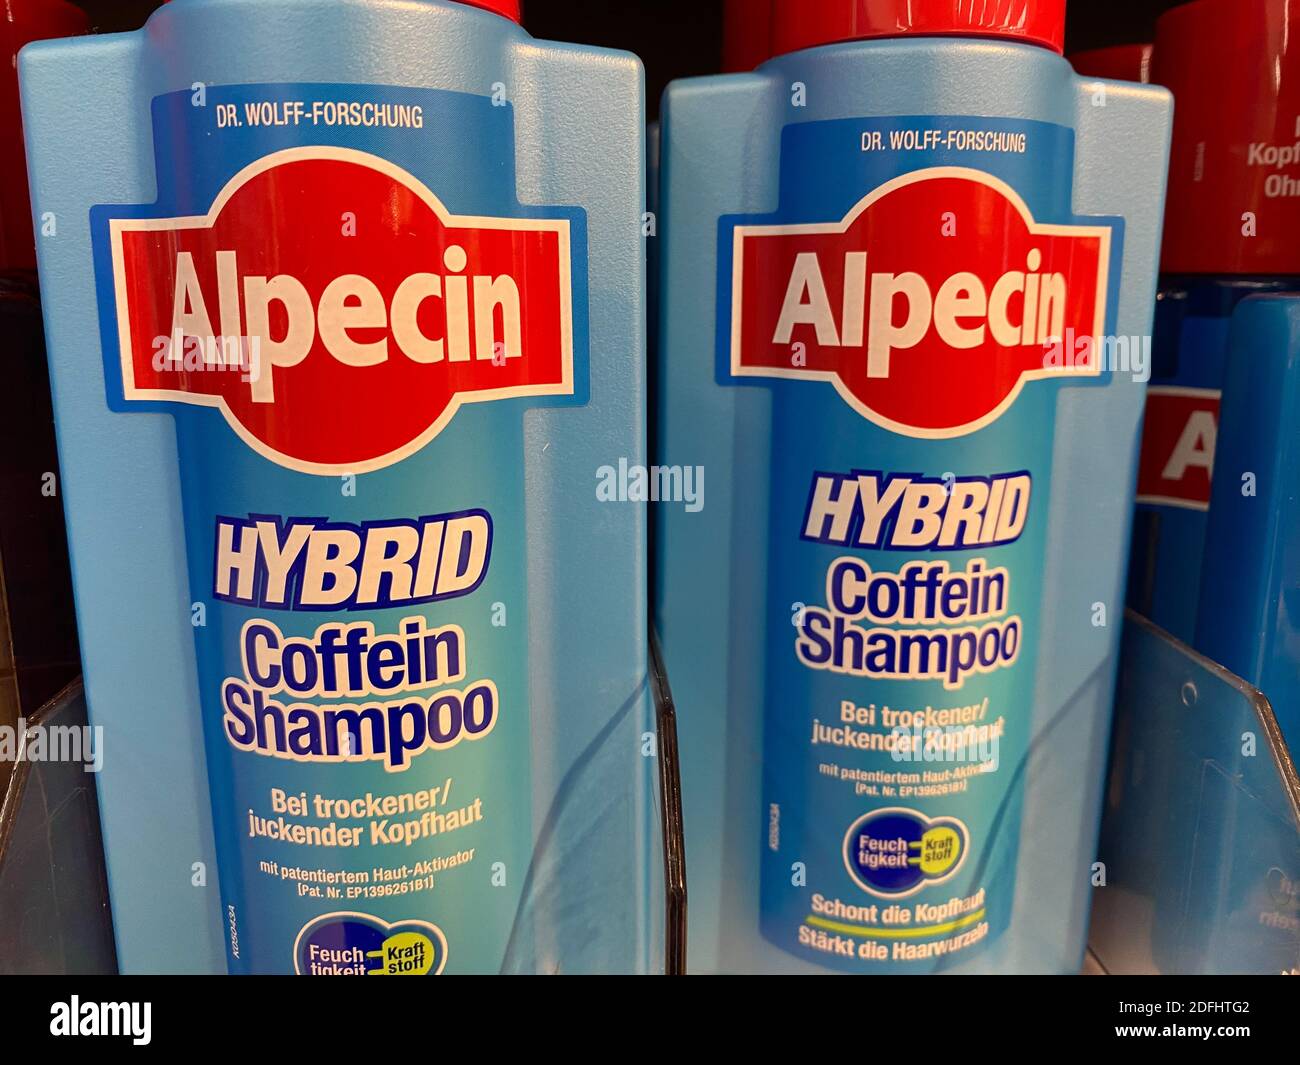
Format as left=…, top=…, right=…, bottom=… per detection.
left=293, top=912, right=447, bottom=975
left=842, top=807, right=968, bottom=897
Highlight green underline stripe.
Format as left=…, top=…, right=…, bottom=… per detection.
left=805, top=908, right=986, bottom=939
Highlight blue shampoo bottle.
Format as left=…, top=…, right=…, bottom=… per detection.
left=21, top=0, right=649, bottom=974
left=656, top=0, right=1171, bottom=973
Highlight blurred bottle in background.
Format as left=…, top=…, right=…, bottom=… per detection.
left=1126, top=0, right=1300, bottom=645
left=1070, top=42, right=1153, bottom=83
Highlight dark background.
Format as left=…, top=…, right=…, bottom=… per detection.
left=74, top=0, right=1189, bottom=117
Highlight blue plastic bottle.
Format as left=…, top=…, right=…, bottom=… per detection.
left=656, top=0, right=1171, bottom=973
left=649, top=2, right=773, bottom=480
left=1126, top=0, right=1300, bottom=645
left=21, top=0, right=649, bottom=975
left=1197, top=296, right=1300, bottom=753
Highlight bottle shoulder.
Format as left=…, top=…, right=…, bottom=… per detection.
left=663, top=38, right=1168, bottom=133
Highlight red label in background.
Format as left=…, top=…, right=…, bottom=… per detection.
left=109, top=147, right=574, bottom=474
left=1154, top=0, right=1300, bottom=274
left=730, top=168, right=1112, bottom=438
left=1135, top=386, right=1221, bottom=510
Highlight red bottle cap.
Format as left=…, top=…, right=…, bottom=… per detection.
left=771, top=0, right=1067, bottom=58
left=163, top=0, right=521, bottom=18
left=1069, top=43, right=1153, bottom=84
left=457, top=0, right=520, bottom=20
left=2, top=0, right=89, bottom=274
left=1156, top=0, right=1300, bottom=275
left=723, top=0, right=774, bottom=71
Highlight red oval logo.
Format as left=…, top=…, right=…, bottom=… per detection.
left=108, top=147, right=575, bottom=473
left=730, top=168, right=1111, bottom=437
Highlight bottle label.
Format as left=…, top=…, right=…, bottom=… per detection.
left=90, top=83, right=589, bottom=974
left=1135, top=387, right=1219, bottom=511
left=721, top=115, right=1122, bottom=970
